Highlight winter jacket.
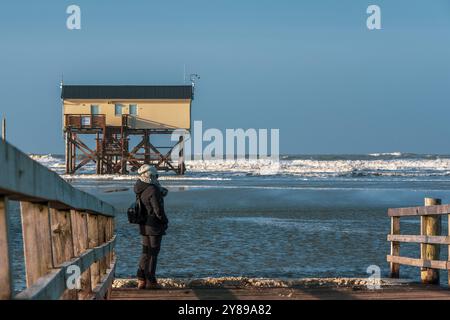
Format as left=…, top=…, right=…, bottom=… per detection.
left=134, top=180, right=169, bottom=236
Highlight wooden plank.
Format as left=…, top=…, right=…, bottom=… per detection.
left=87, top=214, right=100, bottom=290
left=387, top=255, right=449, bottom=270
left=98, top=215, right=107, bottom=276
left=15, top=236, right=116, bottom=300
left=421, top=198, right=441, bottom=284
left=50, top=209, right=75, bottom=265
left=0, top=196, right=12, bottom=299
left=390, top=216, right=400, bottom=278
left=92, top=257, right=117, bottom=300
left=15, top=269, right=66, bottom=300
left=111, top=284, right=450, bottom=301
left=70, top=210, right=91, bottom=299
left=388, top=204, right=450, bottom=217
left=0, top=139, right=115, bottom=217
left=387, top=234, right=450, bottom=244
left=49, top=208, right=77, bottom=299
left=20, top=202, right=54, bottom=288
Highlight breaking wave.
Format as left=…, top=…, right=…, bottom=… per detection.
left=29, top=153, right=450, bottom=179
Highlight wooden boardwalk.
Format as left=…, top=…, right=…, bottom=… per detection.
left=2, top=136, right=450, bottom=301
left=111, top=285, right=450, bottom=300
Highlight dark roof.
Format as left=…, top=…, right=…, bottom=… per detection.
left=61, top=85, right=193, bottom=100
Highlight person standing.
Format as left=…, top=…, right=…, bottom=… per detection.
left=134, top=165, right=169, bottom=289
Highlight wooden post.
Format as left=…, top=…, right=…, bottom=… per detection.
left=96, top=132, right=101, bottom=174
left=49, top=208, right=76, bottom=299
left=421, top=198, right=442, bottom=284
left=65, top=131, right=71, bottom=174
left=70, top=210, right=91, bottom=299
left=20, top=202, right=54, bottom=288
left=390, top=216, right=400, bottom=278
left=1, top=117, right=5, bottom=141
left=144, top=131, right=151, bottom=164
left=178, top=135, right=185, bottom=175
left=71, top=133, right=77, bottom=173
left=0, top=197, right=12, bottom=299
left=87, top=214, right=100, bottom=290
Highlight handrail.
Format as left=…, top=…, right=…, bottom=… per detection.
left=387, top=198, right=450, bottom=286
left=388, top=205, right=450, bottom=217
left=0, top=139, right=115, bottom=216
left=0, top=139, right=117, bottom=300
left=65, top=114, right=106, bottom=129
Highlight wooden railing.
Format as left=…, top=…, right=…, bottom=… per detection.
left=387, top=198, right=450, bottom=285
left=0, top=139, right=117, bottom=300
left=65, top=114, right=106, bottom=129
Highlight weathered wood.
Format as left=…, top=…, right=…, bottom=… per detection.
left=390, top=216, right=400, bottom=278
left=98, top=215, right=107, bottom=276
left=20, top=202, right=54, bottom=288
left=15, top=236, right=116, bottom=300
left=70, top=210, right=91, bottom=299
left=387, top=255, right=448, bottom=270
left=0, top=139, right=115, bottom=217
left=50, top=209, right=74, bottom=265
left=111, top=284, right=450, bottom=300
left=421, top=198, right=441, bottom=284
left=448, top=213, right=450, bottom=287
left=15, top=269, right=66, bottom=300
left=87, top=214, right=100, bottom=290
left=387, top=234, right=450, bottom=244
left=49, top=208, right=77, bottom=299
left=92, top=257, right=117, bottom=300
left=0, top=196, right=12, bottom=299
left=388, top=204, right=450, bottom=217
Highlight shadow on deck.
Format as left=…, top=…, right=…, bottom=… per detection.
left=111, top=284, right=450, bottom=300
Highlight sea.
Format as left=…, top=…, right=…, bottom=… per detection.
left=9, top=153, right=450, bottom=291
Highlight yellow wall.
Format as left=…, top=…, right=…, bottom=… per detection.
left=63, top=99, right=191, bottom=129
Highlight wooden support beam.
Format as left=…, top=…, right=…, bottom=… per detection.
left=178, top=135, right=185, bottom=175
left=65, top=131, right=71, bottom=174
left=70, top=210, right=91, bottom=299
left=0, top=196, right=12, bottom=299
left=390, top=216, right=400, bottom=278
left=421, top=198, right=442, bottom=284
left=20, top=202, right=54, bottom=288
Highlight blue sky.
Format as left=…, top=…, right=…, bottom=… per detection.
left=1, top=0, right=450, bottom=154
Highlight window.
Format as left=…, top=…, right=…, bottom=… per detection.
left=129, top=104, right=137, bottom=116
left=81, top=116, right=91, bottom=126
left=90, top=105, right=99, bottom=115
left=115, top=104, right=123, bottom=116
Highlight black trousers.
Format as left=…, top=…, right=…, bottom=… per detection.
left=137, top=235, right=162, bottom=283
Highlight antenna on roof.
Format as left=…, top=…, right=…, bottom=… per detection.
left=60, top=73, right=64, bottom=88
left=183, top=64, right=186, bottom=84
left=190, top=74, right=200, bottom=87
left=190, top=74, right=200, bottom=99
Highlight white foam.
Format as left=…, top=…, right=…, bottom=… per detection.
left=368, top=152, right=403, bottom=157
left=30, top=154, right=450, bottom=178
